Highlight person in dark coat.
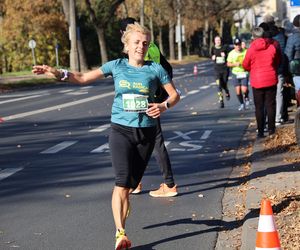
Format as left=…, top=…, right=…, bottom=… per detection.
left=285, top=15, right=300, bottom=107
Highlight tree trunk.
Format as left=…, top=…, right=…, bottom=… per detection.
left=61, top=0, right=88, bottom=70
left=158, top=27, right=164, bottom=55
left=140, top=0, right=144, bottom=26
left=169, top=20, right=175, bottom=60
left=220, top=18, right=224, bottom=38
left=149, top=17, right=154, bottom=42
left=77, top=28, right=88, bottom=71
left=95, top=26, right=108, bottom=64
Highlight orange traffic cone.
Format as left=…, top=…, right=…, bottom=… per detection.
left=193, top=65, right=198, bottom=75
left=255, top=199, right=281, bottom=250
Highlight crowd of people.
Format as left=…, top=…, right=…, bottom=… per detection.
left=211, top=14, right=300, bottom=138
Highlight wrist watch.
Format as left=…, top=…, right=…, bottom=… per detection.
left=165, top=101, right=170, bottom=109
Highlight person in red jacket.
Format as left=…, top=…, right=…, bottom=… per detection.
left=242, top=27, right=281, bottom=138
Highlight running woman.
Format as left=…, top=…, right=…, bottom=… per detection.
left=32, top=22, right=180, bottom=250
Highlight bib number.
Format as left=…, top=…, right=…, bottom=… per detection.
left=216, top=56, right=225, bottom=64
left=122, top=94, right=148, bottom=112
left=236, top=72, right=247, bottom=79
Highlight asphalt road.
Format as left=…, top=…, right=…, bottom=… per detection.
left=0, top=61, right=254, bottom=250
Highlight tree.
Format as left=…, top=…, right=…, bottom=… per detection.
left=83, top=0, right=125, bottom=64
left=2, top=0, right=69, bottom=71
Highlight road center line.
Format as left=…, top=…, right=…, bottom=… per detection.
left=2, top=91, right=114, bottom=121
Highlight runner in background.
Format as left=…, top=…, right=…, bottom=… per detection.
left=120, top=18, right=178, bottom=198
left=227, top=38, right=250, bottom=110
left=210, top=36, right=230, bottom=108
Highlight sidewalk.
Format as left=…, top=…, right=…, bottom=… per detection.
left=216, top=107, right=300, bottom=250
left=240, top=117, right=300, bottom=249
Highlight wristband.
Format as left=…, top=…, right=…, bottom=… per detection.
left=60, top=69, right=69, bottom=81
left=56, top=69, right=69, bottom=81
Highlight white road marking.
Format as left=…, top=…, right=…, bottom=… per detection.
left=0, top=91, right=49, bottom=98
left=40, top=141, right=77, bottom=154
left=3, top=91, right=114, bottom=121
left=173, top=73, right=194, bottom=80
left=0, top=94, right=47, bottom=105
left=0, top=168, right=23, bottom=181
left=89, top=124, right=110, bottom=133
left=91, top=143, right=109, bottom=153
left=59, top=89, right=73, bottom=93
left=200, top=130, right=212, bottom=140
left=187, top=90, right=200, bottom=95
left=199, top=85, right=210, bottom=90
left=67, top=91, right=89, bottom=95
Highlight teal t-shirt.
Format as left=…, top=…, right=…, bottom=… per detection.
left=100, top=58, right=171, bottom=127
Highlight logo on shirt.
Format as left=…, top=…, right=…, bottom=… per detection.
left=119, top=80, right=149, bottom=94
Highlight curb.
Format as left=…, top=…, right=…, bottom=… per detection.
left=241, top=117, right=300, bottom=249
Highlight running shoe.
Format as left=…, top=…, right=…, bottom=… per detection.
left=245, top=99, right=250, bottom=108
left=115, top=229, right=131, bottom=250
left=219, top=100, right=224, bottom=108
left=225, top=92, right=230, bottom=101
left=149, top=183, right=178, bottom=197
left=238, top=104, right=245, bottom=111
left=131, top=183, right=142, bottom=194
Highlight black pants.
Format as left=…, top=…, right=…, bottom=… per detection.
left=215, top=70, right=229, bottom=93
left=153, top=118, right=175, bottom=186
left=252, top=86, right=277, bottom=135
left=109, top=123, right=156, bottom=189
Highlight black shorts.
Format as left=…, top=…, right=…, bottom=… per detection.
left=109, top=123, right=156, bottom=189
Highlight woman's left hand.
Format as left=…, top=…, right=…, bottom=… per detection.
left=146, top=103, right=166, bottom=118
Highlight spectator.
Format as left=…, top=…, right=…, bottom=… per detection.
left=285, top=14, right=300, bottom=107
left=263, top=14, right=288, bottom=125
left=242, top=27, right=281, bottom=138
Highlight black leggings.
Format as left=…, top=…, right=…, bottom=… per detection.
left=153, top=118, right=175, bottom=186
left=109, top=123, right=156, bottom=189
left=215, top=70, right=229, bottom=93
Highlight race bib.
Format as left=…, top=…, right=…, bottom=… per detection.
left=216, top=56, right=225, bottom=64
left=236, top=72, right=247, bottom=79
left=122, top=94, right=148, bottom=112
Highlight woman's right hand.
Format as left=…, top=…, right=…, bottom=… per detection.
left=32, top=65, right=60, bottom=78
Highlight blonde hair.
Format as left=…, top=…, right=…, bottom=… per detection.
left=121, top=22, right=150, bottom=53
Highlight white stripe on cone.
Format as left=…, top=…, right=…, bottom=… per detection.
left=257, top=215, right=277, bottom=232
